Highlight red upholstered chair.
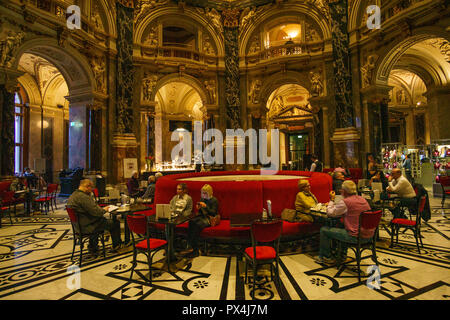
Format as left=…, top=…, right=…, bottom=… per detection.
left=243, top=219, right=283, bottom=296
left=335, top=210, right=383, bottom=282
left=127, top=213, right=167, bottom=284
left=34, top=183, right=58, bottom=214
left=390, top=196, right=426, bottom=254
left=439, top=176, right=450, bottom=212
left=66, top=206, right=106, bottom=266
left=0, top=181, right=12, bottom=193
left=92, top=188, right=107, bottom=207
left=0, top=191, right=16, bottom=225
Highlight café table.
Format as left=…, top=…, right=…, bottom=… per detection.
left=146, top=212, right=195, bottom=272
left=14, top=188, right=39, bottom=216
left=230, top=212, right=262, bottom=228
left=110, top=203, right=152, bottom=244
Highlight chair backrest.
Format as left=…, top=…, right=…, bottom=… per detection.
left=0, top=191, right=15, bottom=203
left=127, top=213, right=148, bottom=236
left=251, top=219, right=283, bottom=243
left=92, top=188, right=99, bottom=198
left=0, top=181, right=12, bottom=193
left=47, top=183, right=58, bottom=194
left=359, top=210, right=382, bottom=235
left=440, top=176, right=450, bottom=189
left=66, top=206, right=78, bottom=223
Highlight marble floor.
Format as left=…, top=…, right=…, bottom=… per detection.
left=0, top=195, right=449, bottom=301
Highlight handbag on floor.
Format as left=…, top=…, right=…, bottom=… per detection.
left=281, top=208, right=313, bottom=223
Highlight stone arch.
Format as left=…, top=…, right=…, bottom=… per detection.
left=151, top=73, right=210, bottom=106
left=13, top=37, right=95, bottom=95
left=97, top=0, right=117, bottom=37
left=259, top=71, right=312, bottom=109
left=17, top=73, right=42, bottom=106
left=374, top=27, right=450, bottom=86
left=239, top=3, right=332, bottom=57
left=134, top=6, right=225, bottom=56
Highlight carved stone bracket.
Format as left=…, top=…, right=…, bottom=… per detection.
left=0, top=67, right=24, bottom=93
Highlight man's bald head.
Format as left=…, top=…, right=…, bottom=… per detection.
left=79, top=179, right=94, bottom=193
left=391, top=168, right=402, bottom=179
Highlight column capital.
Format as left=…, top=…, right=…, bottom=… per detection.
left=360, top=84, right=393, bottom=103
left=0, top=66, right=24, bottom=93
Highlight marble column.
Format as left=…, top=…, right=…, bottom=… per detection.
left=67, top=102, right=87, bottom=169
left=0, top=67, right=23, bottom=177
left=328, top=0, right=361, bottom=168
left=139, top=102, right=155, bottom=171
left=424, top=85, right=450, bottom=141
left=223, top=9, right=241, bottom=129
left=112, top=0, right=137, bottom=183
left=360, top=84, right=392, bottom=156
left=309, top=97, right=330, bottom=168
left=86, top=100, right=106, bottom=172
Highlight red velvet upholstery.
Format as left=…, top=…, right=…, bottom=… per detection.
left=151, top=171, right=332, bottom=241
left=322, top=168, right=363, bottom=184
left=0, top=182, right=12, bottom=193
left=136, top=238, right=167, bottom=250
left=244, top=246, right=276, bottom=260
left=391, top=218, right=416, bottom=226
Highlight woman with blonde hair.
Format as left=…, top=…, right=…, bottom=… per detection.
left=294, top=179, right=317, bottom=222
left=181, top=184, right=219, bottom=258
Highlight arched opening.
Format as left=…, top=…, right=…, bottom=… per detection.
left=153, top=81, right=207, bottom=170
left=16, top=53, right=69, bottom=183
left=264, top=84, right=315, bottom=171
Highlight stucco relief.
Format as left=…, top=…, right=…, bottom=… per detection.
left=0, top=30, right=26, bottom=68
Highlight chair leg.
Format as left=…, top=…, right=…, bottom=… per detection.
left=414, top=230, right=421, bottom=254
left=356, top=248, right=361, bottom=282
left=71, top=238, right=76, bottom=261
left=244, top=260, right=248, bottom=284
left=147, top=253, right=153, bottom=285
left=101, top=234, right=106, bottom=258
left=9, top=207, right=13, bottom=225
left=390, top=224, right=395, bottom=248
left=419, top=229, right=424, bottom=247
left=79, top=241, right=83, bottom=267
left=129, top=250, right=137, bottom=281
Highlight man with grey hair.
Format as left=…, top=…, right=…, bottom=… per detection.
left=315, top=180, right=373, bottom=265
left=67, top=179, right=123, bottom=255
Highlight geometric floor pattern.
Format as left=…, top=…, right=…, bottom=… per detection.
left=0, top=197, right=449, bottom=300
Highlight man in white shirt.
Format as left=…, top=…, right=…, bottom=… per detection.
left=386, top=168, right=417, bottom=219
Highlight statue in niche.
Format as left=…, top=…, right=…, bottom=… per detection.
left=145, top=26, right=158, bottom=46
left=205, top=8, right=223, bottom=34
left=248, top=36, right=260, bottom=54
left=240, top=7, right=256, bottom=31
left=0, top=31, right=25, bottom=67
left=142, top=73, right=158, bottom=101
left=91, top=5, right=104, bottom=31
left=203, top=36, right=215, bottom=55
left=204, top=79, right=216, bottom=103
left=305, top=23, right=321, bottom=42
left=248, top=79, right=261, bottom=104
left=273, top=95, right=284, bottom=114
left=361, top=54, right=377, bottom=88
left=397, top=89, right=407, bottom=105
left=309, top=71, right=323, bottom=97
left=91, top=56, right=106, bottom=93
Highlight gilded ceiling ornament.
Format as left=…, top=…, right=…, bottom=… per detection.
left=240, top=7, right=256, bottom=30
left=0, top=30, right=25, bottom=68
left=222, top=8, right=240, bottom=28
left=248, top=79, right=261, bottom=104
left=205, top=8, right=223, bottom=34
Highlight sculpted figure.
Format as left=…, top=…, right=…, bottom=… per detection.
left=361, top=55, right=377, bottom=88
left=309, top=72, right=324, bottom=97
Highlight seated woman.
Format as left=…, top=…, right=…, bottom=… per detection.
left=127, top=171, right=142, bottom=198
left=333, top=164, right=351, bottom=178
left=294, top=180, right=317, bottom=222
left=368, top=170, right=388, bottom=191
left=181, top=184, right=219, bottom=258
left=169, top=183, right=193, bottom=217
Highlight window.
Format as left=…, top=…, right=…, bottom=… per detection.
left=14, top=92, right=24, bottom=175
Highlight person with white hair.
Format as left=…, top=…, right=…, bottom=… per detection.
left=141, top=172, right=163, bottom=201
left=315, top=180, right=373, bottom=265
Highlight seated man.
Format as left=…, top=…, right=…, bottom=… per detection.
left=67, top=179, right=123, bottom=255
left=315, top=180, right=372, bottom=265
left=181, top=184, right=219, bottom=258
left=294, top=179, right=316, bottom=222
left=332, top=172, right=346, bottom=195
left=386, top=168, right=417, bottom=219
left=169, top=183, right=193, bottom=217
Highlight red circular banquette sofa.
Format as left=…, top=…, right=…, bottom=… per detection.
left=148, top=170, right=332, bottom=243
